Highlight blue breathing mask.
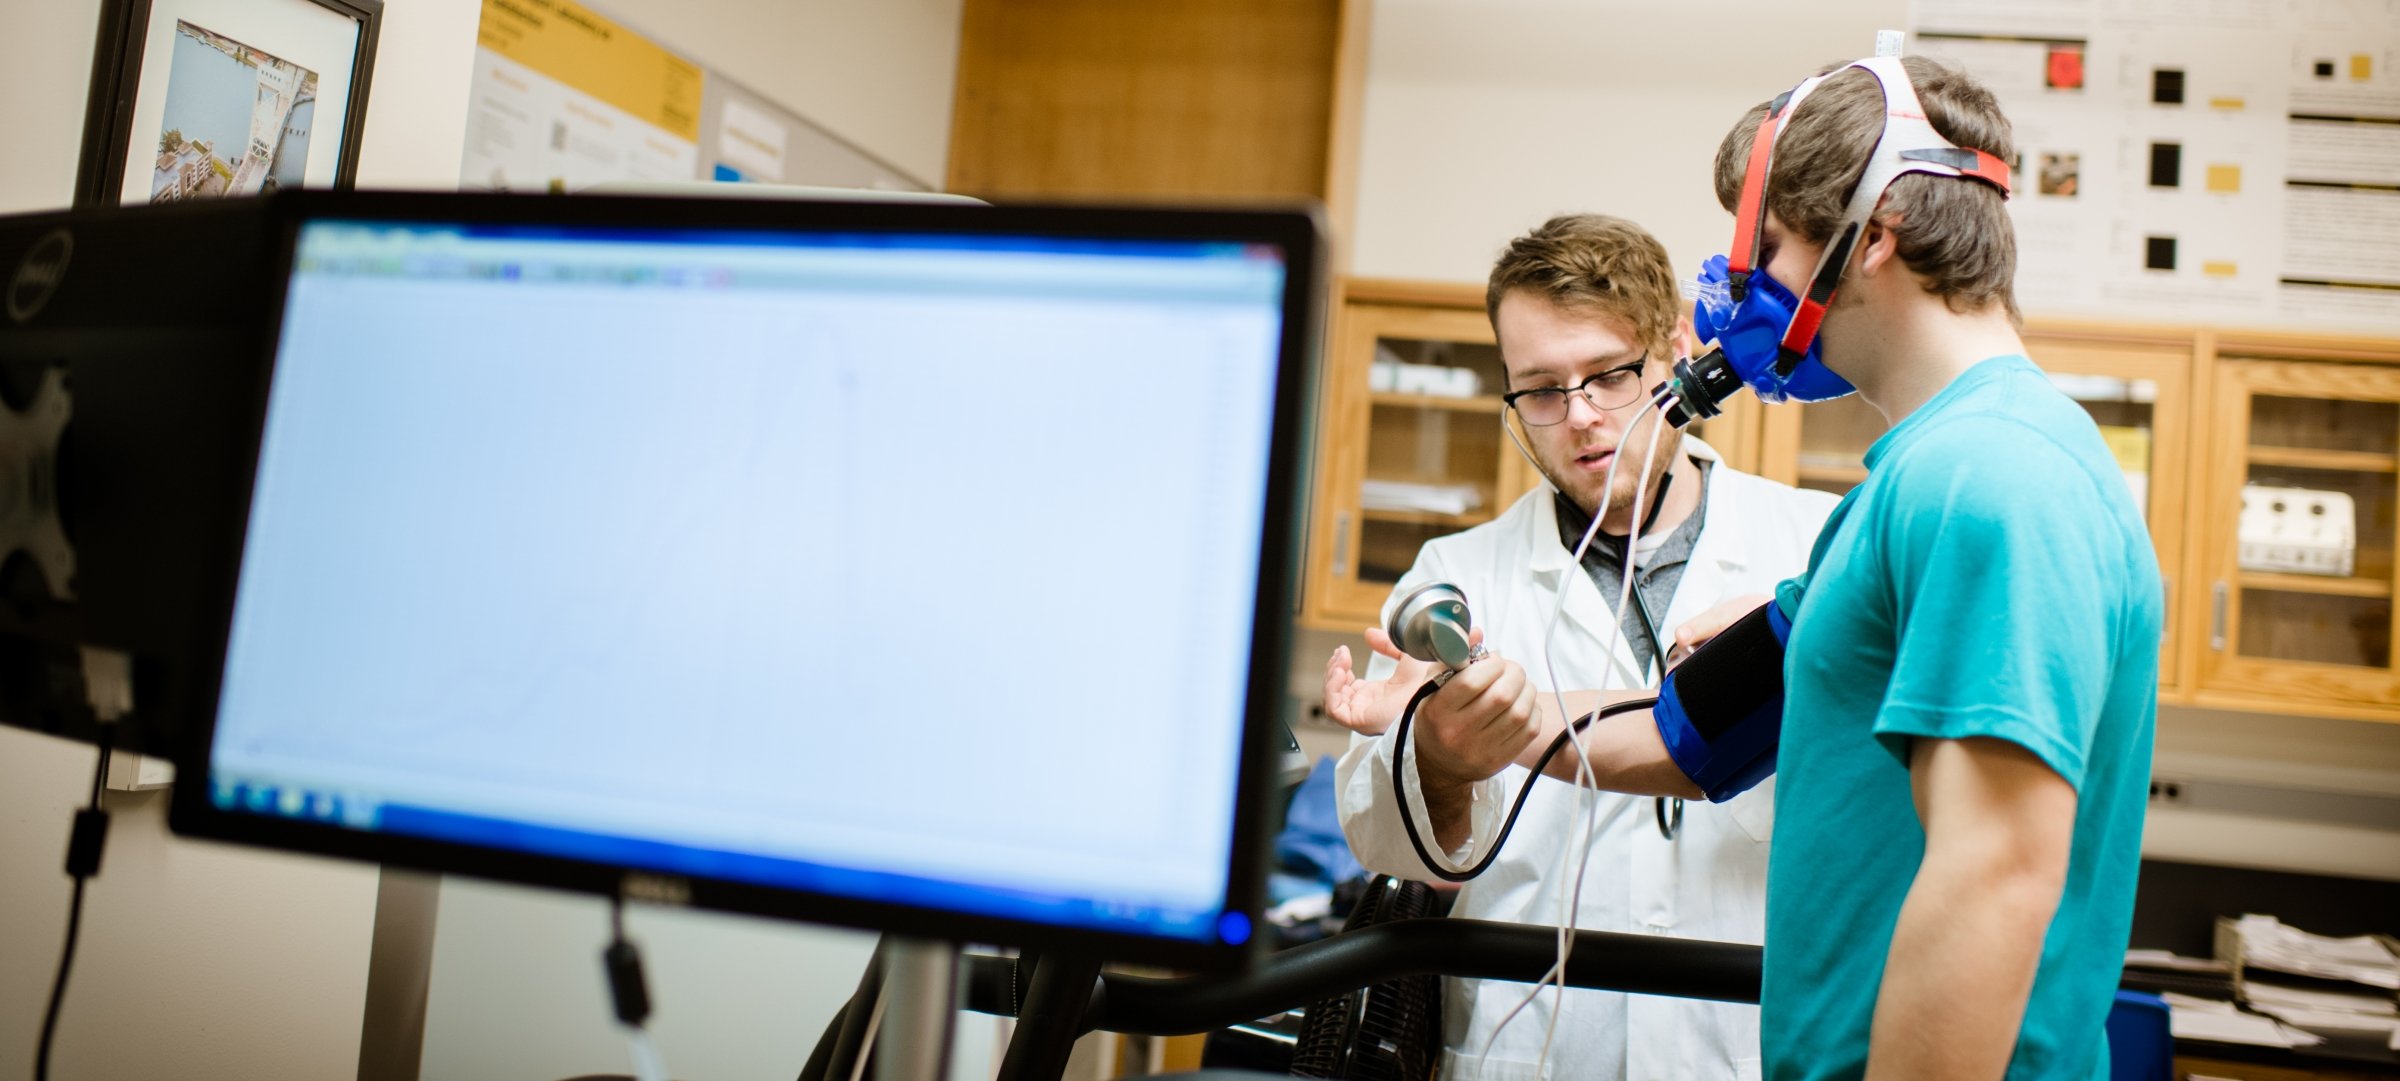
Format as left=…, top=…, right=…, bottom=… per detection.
left=1689, top=253, right=1855, bottom=406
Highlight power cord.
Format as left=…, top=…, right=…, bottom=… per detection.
left=35, top=733, right=113, bottom=1081
left=605, top=895, right=670, bottom=1081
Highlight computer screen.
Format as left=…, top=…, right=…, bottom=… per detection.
left=171, top=192, right=1320, bottom=966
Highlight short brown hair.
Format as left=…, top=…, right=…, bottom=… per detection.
left=1712, top=57, right=2018, bottom=318
left=1485, top=213, right=1680, bottom=359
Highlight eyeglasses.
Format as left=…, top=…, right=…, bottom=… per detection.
left=1501, top=354, right=1650, bottom=426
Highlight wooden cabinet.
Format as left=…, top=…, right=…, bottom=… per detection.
left=1299, top=279, right=1756, bottom=632
left=1296, top=281, right=2400, bottom=723
left=946, top=0, right=1371, bottom=247
left=2190, top=351, right=2400, bottom=718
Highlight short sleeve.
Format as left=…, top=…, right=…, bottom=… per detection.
left=1869, top=419, right=2119, bottom=791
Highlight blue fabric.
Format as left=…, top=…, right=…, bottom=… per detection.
left=2104, top=991, right=2168, bottom=1081
left=1762, top=355, right=2161, bottom=1081
left=1275, top=755, right=1363, bottom=885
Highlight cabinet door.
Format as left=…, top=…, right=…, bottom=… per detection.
left=1299, top=295, right=1762, bottom=632
left=2196, top=360, right=2400, bottom=711
left=1756, top=341, right=2193, bottom=689
left=1303, top=304, right=1523, bottom=631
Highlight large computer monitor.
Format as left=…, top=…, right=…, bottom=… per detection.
left=167, top=191, right=1322, bottom=968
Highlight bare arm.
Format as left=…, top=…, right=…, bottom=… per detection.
left=1512, top=691, right=1703, bottom=799
left=1863, top=736, right=2076, bottom=1081
left=1501, top=594, right=1776, bottom=799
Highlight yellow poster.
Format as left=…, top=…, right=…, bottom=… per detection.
left=476, top=0, right=701, bottom=143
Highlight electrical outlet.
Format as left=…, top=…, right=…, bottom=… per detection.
left=2147, top=775, right=2191, bottom=806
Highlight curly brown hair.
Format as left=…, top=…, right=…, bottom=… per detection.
left=1485, top=213, right=1681, bottom=370
left=1712, top=56, right=2019, bottom=319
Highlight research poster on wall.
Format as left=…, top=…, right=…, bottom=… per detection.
left=698, top=76, right=928, bottom=192
left=1907, top=0, right=2400, bottom=332
left=460, top=0, right=703, bottom=192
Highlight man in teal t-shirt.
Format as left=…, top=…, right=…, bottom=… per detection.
left=1392, top=55, right=2161, bottom=1080
left=1763, top=353, right=2159, bottom=1079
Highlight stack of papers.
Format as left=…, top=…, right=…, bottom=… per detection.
left=2225, top=914, right=2400, bottom=990
left=2160, top=993, right=2326, bottom=1048
left=1359, top=480, right=1484, bottom=517
left=2245, top=981, right=2400, bottom=1039
left=2216, top=914, right=2400, bottom=1043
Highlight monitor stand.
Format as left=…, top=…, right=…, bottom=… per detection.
left=993, top=952, right=1104, bottom=1081
left=875, top=936, right=959, bottom=1081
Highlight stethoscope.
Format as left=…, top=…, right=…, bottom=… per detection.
left=1622, top=586, right=1685, bottom=841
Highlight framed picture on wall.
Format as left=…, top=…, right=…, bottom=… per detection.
left=74, top=0, right=381, bottom=206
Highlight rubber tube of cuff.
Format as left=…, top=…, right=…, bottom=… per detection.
left=1390, top=684, right=1656, bottom=882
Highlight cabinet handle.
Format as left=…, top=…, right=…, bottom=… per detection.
left=1332, top=511, right=1352, bottom=579
left=2160, top=573, right=2173, bottom=645
left=2210, top=581, right=2228, bottom=651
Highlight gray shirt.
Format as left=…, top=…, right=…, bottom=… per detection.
left=1551, top=460, right=1711, bottom=679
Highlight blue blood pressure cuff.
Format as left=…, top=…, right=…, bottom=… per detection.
left=1653, top=600, right=1790, bottom=802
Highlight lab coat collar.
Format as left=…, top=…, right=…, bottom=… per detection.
left=1528, top=435, right=1743, bottom=577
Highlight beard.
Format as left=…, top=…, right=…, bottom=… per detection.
left=1552, top=424, right=1683, bottom=521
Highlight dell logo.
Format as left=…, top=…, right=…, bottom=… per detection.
left=8, top=229, right=72, bottom=325
left=621, top=873, right=692, bottom=907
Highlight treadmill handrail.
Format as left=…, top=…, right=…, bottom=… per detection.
left=960, top=918, right=1762, bottom=1037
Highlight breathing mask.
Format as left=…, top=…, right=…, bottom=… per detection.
left=1662, top=53, right=2014, bottom=427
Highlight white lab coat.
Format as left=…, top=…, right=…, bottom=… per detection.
left=1336, top=439, right=1836, bottom=1081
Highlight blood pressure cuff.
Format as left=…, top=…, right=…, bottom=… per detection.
left=1653, top=600, right=1790, bottom=802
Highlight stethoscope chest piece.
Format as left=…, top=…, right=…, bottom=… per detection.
left=1388, top=582, right=1487, bottom=677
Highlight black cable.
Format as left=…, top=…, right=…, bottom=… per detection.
left=604, top=895, right=651, bottom=1031
left=1389, top=684, right=1655, bottom=882
left=36, top=734, right=113, bottom=1081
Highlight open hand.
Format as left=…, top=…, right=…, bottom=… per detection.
left=1324, top=627, right=1478, bottom=735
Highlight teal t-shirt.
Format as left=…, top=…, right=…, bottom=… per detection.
left=1761, top=355, right=2161, bottom=1080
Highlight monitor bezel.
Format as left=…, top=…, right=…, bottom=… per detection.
left=167, top=189, right=1323, bottom=971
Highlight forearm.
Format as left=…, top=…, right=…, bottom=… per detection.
left=1518, top=689, right=1702, bottom=799
left=1334, top=731, right=1495, bottom=878
left=1422, top=775, right=1476, bottom=852
left=1863, top=844, right=2064, bottom=1079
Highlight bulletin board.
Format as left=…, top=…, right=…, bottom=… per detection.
left=1907, top=0, right=2400, bottom=333
left=460, top=0, right=927, bottom=194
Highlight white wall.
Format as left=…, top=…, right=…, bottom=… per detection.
left=0, top=0, right=107, bottom=214
left=0, top=733, right=384, bottom=1081
left=417, top=880, right=887, bottom=1081
left=2145, top=705, right=2400, bottom=880
left=1351, top=0, right=1908, bottom=284
left=601, top=0, right=964, bottom=187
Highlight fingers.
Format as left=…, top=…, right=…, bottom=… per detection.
left=1364, top=628, right=1404, bottom=661
left=1420, top=654, right=1539, bottom=779
left=1670, top=594, right=1773, bottom=657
